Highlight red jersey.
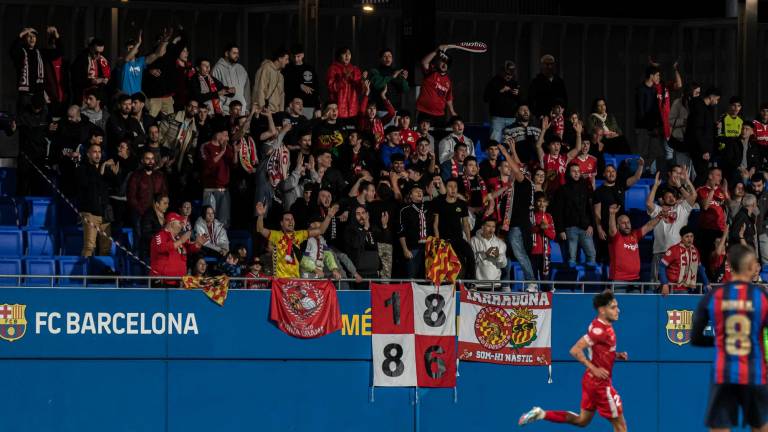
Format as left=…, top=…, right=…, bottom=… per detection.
left=662, top=243, right=701, bottom=291
left=710, top=253, right=732, bottom=283
left=416, top=67, right=453, bottom=117
left=572, top=155, right=598, bottom=187
left=531, top=211, right=555, bottom=255
left=542, top=153, right=568, bottom=186
left=400, top=128, right=420, bottom=153
left=150, top=229, right=201, bottom=281
left=609, top=229, right=642, bottom=281
left=696, top=185, right=727, bottom=231
left=201, top=141, right=234, bottom=188
left=583, top=318, right=617, bottom=384
left=752, top=120, right=768, bottom=146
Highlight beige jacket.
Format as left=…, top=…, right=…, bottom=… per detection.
left=251, top=59, right=285, bottom=112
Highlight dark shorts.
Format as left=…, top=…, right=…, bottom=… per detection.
left=705, top=384, right=768, bottom=429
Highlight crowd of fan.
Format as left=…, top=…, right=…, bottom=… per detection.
left=6, top=24, right=765, bottom=293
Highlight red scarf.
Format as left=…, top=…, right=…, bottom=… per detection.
left=19, top=47, right=44, bottom=92
left=462, top=174, right=488, bottom=204
left=655, top=83, right=671, bottom=139
left=199, top=74, right=222, bottom=114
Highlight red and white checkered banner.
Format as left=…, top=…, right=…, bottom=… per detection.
left=371, top=282, right=456, bottom=388
left=459, top=290, right=552, bottom=366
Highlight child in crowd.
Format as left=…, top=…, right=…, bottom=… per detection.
left=530, top=192, right=556, bottom=290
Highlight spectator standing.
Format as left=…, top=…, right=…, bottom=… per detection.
left=127, top=151, right=169, bottom=233
left=432, top=178, right=476, bottom=280
left=634, top=66, right=668, bottom=175
left=439, top=142, right=468, bottom=181
left=283, top=45, right=319, bottom=119
left=150, top=212, right=207, bottom=287
left=194, top=205, right=230, bottom=257
left=660, top=226, right=710, bottom=295
left=114, top=30, right=168, bottom=97
left=717, top=96, right=743, bottom=150
left=81, top=88, right=109, bottom=132
left=255, top=202, right=337, bottom=279
left=593, top=162, right=644, bottom=263
left=369, top=48, right=410, bottom=115
left=9, top=27, right=59, bottom=108
left=586, top=98, right=627, bottom=154
left=552, top=164, right=597, bottom=267
left=191, top=58, right=229, bottom=115
left=398, top=185, right=431, bottom=278
left=484, top=60, right=520, bottom=143
left=212, top=43, right=250, bottom=115
left=343, top=206, right=382, bottom=280
left=326, top=47, right=363, bottom=124
left=646, top=171, right=697, bottom=281
left=752, top=104, right=768, bottom=148
left=470, top=218, right=508, bottom=288
left=200, top=126, right=235, bottom=228
left=140, top=194, right=169, bottom=259
left=398, top=111, right=420, bottom=153
left=530, top=192, right=556, bottom=285
left=502, top=104, right=540, bottom=164
left=438, top=116, right=475, bottom=163
left=251, top=48, right=289, bottom=113
left=71, top=38, right=110, bottom=104
left=729, top=194, right=758, bottom=252
left=77, top=143, right=112, bottom=257
left=528, top=54, right=568, bottom=118
left=722, top=124, right=764, bottom=180
left=607, top=204, right=661, bottom=292
left=106, top=94, right=143, bottom=153
left=535, top=117, right=582, bottom=190
left=358, top=81, right=395, bottom=148
left=416, top=44, right=457, bottom=125
left=669, top=82, right=701, bottom=175
left=696, top=167, right=729, bottom=272
left=752, top=175, right=768, bottom=265
left=685, top=87, right=721, bottom=182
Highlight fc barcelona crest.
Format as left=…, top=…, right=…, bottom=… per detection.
left=666, top=309, right=693, bottom=346
left=0, top=304, right=27, bottom=342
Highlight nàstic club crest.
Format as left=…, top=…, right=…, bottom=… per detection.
left=666, top=309, right=693, bottom=346
left=474, top=306, right=513, bottom=350
left=0, top=304, right=27, bottom=342
left=280, top=280, right=325, bottom=321
left=509, top=307, right=538, bottom=349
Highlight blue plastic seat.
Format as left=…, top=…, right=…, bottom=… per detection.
left=25, top=197, right=56, bottom=228
left=0, top=197, right=21, bottom=226
left=0, top=258, right=22, bottom=286
left=24, top=228, right=55, bottom=256
left=603, top=157, right=617, bottom=168
left=625, top=186, right=650, bottom=211
left=24, top=258, right=55, bottom=286
left=0, top=228, right=23, bottom=256
left=56, top=256, right=87, bottom=287
left=60, top=226, right=84, bottom=255
left=549, top=242, right=563, bottom=263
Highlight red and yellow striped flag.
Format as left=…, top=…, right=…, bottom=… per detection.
left=425, top=236, right=462, bottom=286
left=182, top=275, right=230, bottom=306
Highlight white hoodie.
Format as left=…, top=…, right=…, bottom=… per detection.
left=470, top=232, right=508, bottom=281
left=212, top=58, right=251, bottom=115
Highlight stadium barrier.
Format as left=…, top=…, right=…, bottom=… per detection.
left=0, top=279, right=711, bottom=431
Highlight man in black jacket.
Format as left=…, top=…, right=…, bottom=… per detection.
left=343, top=206, right=381, bottom=280
left=283, top=45, right=320, bottom=119
left=721, top=123, right=765, bottom=181
left=685, top=87, right=721, bottom=184
left=552, top=164, right=596, bottom=266
left=106, top=94, right=143, bottom=153
left=78, top=143, right=112, bottom=256
left=484, top=61, right=520, bottom=143
left=527, top=54, right=568, bottom=118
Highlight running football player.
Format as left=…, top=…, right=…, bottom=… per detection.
left=518, top=290, right=628, bottom=431
left=691, top=244, right=768, bottom=432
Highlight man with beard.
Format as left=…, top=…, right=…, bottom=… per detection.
left=484, top=60, right=520, bottom=143
left=255, top=201, right=337, bottom=279
left=416, top=44, right=458, bottom=125
left=399, top=184, right=431, bottom=278
left=81, top=88, right=109, bottom=132
left=502, top=104, right=541, bottom=164
left=343, top=206, right=382, bottom=281
left=139, top=125, right=171, bottom=172
left=127, top=150, right=169, bottom=246
left=77, top=143, right=113, bottom=257
left=106, top=94, right=143, bottom=153
left=593, top=163, right=645, bottom=264
left=607, top=204, right=661, bottom=292
left=163, top=99, right=199, bottom=198
left=370, top=48, right=409, bottom=116
left=212, top=43, right=250, bottom=115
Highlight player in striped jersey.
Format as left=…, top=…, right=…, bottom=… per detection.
left=518, top=290, right=628, bottom=431
left=692, top=244, right=768, bottom=431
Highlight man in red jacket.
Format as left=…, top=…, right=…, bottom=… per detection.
left=150, top=212, right=208, bottom=287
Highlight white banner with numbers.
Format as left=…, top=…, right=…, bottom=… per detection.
left=371, top=283, right=456, bottom=387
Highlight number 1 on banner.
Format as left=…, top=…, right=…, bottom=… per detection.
left=385, top=291, right=401, bottom=325
left=371, top=283, right=414, bottom=334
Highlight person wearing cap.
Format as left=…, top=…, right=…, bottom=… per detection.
left=150, top=212, right=208, bottom=287
left=438, top=116, right=475, bottom=164
left=685, top=87, right=721, bottom=184
left=659, top=226, right=710, bottom=295
left=283, top=44, right=320, bottom=119
left=484, top=60, right=520, bottom=143
left=528, top=54, right=568, bottom=118
left=416, top=44, right=458, bottom=126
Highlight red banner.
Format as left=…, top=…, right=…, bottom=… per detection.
left=270, top=279, right=341, bottom=338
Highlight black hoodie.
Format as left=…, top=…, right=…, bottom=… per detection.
left=553, top=174, right=594, bottom=234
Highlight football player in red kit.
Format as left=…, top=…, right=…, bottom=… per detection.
left=518, top=290, right=629, bottom=431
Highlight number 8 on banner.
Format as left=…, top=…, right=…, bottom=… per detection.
left=371, top=283, right=456, bottom=388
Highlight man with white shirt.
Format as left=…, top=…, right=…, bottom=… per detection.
left=438, top=116, right=474, bottom=163
left=470, top=218, right=508, bottom=289
left=646, top=170, right=697, bottom=282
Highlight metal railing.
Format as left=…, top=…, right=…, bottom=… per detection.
left=0, top=274, right=706, bottom=294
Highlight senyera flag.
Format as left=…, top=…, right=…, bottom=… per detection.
left=459, top=290, right=552, bottom=366
left=453, top=41, right=488, bottom=53
left=270, top=278, right=341, bottom=338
